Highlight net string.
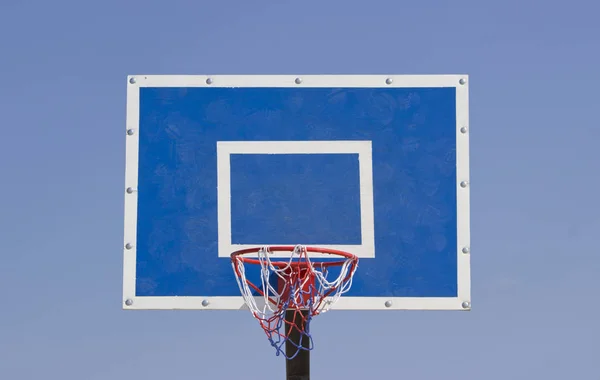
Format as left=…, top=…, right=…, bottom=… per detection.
left=231, top=245, right=358, bottom=359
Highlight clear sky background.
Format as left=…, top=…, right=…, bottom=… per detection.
left=1, top=0, right=599, bottom=379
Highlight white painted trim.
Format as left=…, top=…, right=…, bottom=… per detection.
left=123, top=295, right=467, bottom=311
left=216, top=141, right=375, bottom=259
left=128, top=74, right=466, bottom=88
left=123, top=78, right=140, bottom=304
left=455, top=77, right=471, bottom=308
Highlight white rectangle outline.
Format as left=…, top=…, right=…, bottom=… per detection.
left=123, top=74, right=470, bottom=311
left=216, top=140, right=375, bottom=259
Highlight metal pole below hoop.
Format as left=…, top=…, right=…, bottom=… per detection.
left=285, top=309, right=310, bottom=380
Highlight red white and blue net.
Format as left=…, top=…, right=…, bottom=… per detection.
left=231, top=245, right=358, bottom=359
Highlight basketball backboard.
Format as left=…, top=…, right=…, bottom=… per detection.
left=123, top=75, right=471, bottom=311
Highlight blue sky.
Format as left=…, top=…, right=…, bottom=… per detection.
left=1, top=0, right=598, bottom=379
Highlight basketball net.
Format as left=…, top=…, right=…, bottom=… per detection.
left=231, top=245, right=358, bottom=359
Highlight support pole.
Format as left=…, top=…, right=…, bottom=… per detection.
left=285, top=309, right=310, bottom=380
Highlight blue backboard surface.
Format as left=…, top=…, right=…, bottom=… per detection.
left=123, top=75, right=471, bottom=311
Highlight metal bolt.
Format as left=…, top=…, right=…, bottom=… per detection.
left=461, top=301, right=471, bottom=309
left=385, top=78, right=393, bottom=85
left=462, top=246, right=470, bottom=254
left=126, top=187, right=134, bottom=194
left=206, top=78, right=213, bottom=85
left=129, top=77, right=136, bottom=84
left=127, top=129, right=134, bottom=136
left=459, top=78, right=466, bottom=85
left=460, top=126, right=468, bottom=134
left=295, top=77, right=302, bottom=84
left=125, top=299, right=133, bottom=306
left=201, top=299, right=209, bottom=307
left=384, top=300, right=392, bottom=308
left=125, top=243, right=132, bottom=250
left=460, top=181, right=468, bottom=188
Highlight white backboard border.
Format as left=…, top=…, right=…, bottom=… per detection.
left=123, top=74, right=471, bottom=311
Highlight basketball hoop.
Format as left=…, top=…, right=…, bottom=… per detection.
left=230, top=245, right=358, bottom=359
